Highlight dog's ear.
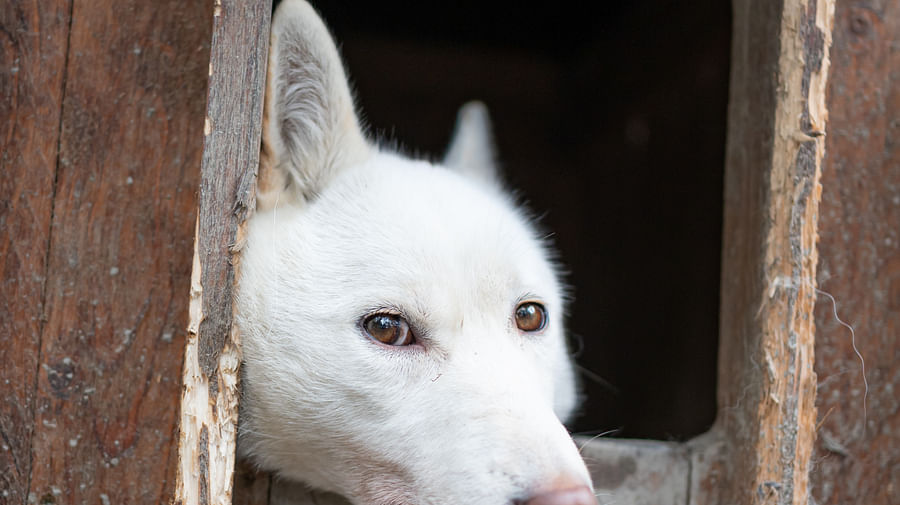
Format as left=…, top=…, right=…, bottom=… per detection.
left=443, top=101, right=502, bottom=189
left=258, top=0, right=370, bottom=209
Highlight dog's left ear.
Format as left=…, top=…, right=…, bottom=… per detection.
left=444, top=101, right=502, bottom=189
left=258, top=0, right=371, bottom=209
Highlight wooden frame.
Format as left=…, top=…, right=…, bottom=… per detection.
left=173, top=1, right=271, bottom=504
left=176, top=0, right=834, bottom=504
left=583, top=1, right=834, bottom=503
left=182, top=0, right=838, bottom=503
left=5, top=0, right=897, bottom=504
left=176, top=1, right=835, bottom=504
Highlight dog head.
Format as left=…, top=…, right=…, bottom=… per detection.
left=236, top=2, right=596, bottom=504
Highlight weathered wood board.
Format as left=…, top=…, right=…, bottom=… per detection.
left=1, top=1, right=71, bottom=501
left=700, top=0, right=834, bottom=503
left=173, top=1, right=271, bottom=504
left=811, top=1, right=900, bottom=503
left=1, top=0, right=211, bottom=503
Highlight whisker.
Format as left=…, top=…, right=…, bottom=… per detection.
left=576, top=427, right=624, bottom=453
left=574, top=364, right=619, bottom=394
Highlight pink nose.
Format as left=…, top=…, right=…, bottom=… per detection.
left=520, top=485, right=598, bottom=505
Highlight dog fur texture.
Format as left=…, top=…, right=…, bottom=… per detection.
left=236, top=2, right=595, bottom=503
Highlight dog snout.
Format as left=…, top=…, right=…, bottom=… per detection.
left=516, top=474, right=598, bottom=505
left=518, top=485, right=598, bottom=505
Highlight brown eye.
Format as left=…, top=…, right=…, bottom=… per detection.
left=515, top=302, right=547, bottom=332
left=363, top=313, right=415, bottom=346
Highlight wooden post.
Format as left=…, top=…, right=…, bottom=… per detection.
left=0, top=0, right=211, bottom=504
left=173, top=1, right=271, bottom=504
left=1, top=1, right=68, bottom=500
left=690, top=0, right=835, bottom=503
left=1, top=1, right=211, bottom=503
left=810, top=1, right=900, bottom=503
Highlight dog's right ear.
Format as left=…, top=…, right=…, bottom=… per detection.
left=258, top=0, right=370, bottom=209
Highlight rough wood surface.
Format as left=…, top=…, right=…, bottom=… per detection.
left=705, top=0, right=835, bottom=503
left=810, top=1, right=900, bottom=503
left=0, top=1, right=71, bottom=501
left=173, top=1, right=271, bottom=504
left=0, top=0, right=212, bottom=503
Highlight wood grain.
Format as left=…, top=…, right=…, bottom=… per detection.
left=173, top=1, right=271, bottom=504
left=3, top=0, right=212, bottom=503
left=811, top=1, right=900, bottom=503
left=697, top=0, right=835, bottom=503
left=0, top=1, right=71, bottom=502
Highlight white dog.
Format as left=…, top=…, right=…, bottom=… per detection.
left=236, top=2, right=597, bottom=504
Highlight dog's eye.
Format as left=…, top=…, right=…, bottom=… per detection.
left=515, top=302, right=547, bottom=332
left=364, top=313, right=415, bottom=346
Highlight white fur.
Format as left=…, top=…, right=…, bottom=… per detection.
left=236, top=2, right=593, bottom=504
left=443, top=101, right=503, bottom=189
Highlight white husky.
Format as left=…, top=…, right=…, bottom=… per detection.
left=236, top=2, right=597, bottom=504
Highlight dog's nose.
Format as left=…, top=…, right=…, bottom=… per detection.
left=520, top=485, right=598, bottom=505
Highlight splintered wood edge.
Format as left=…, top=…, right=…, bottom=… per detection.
left=174, top=0, right=270, bottom=503
left=702, top=0, right=836, bottom=503
left=175, top=219, right=245, bottom=505
left=709, top=0, right=835, bottom=503
left=756, top=0, right=834, bottom=503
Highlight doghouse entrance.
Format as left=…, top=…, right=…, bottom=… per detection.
left=12, top=0, right=886, bottom=503
left=314, top=0, right=731, bottom=441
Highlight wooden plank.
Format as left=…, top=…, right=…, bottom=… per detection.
left=0, top=1, right=71, bottom=502
left=810, top=1, right=900, bottom=503
left=699, top=0, right=835, bottom=503
left=23, top=0, right=211, bottom=503
left=174, top=1, right=271, bottom=504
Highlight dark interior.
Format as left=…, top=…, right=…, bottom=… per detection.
left=312, top=1, right=731, bottom=441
